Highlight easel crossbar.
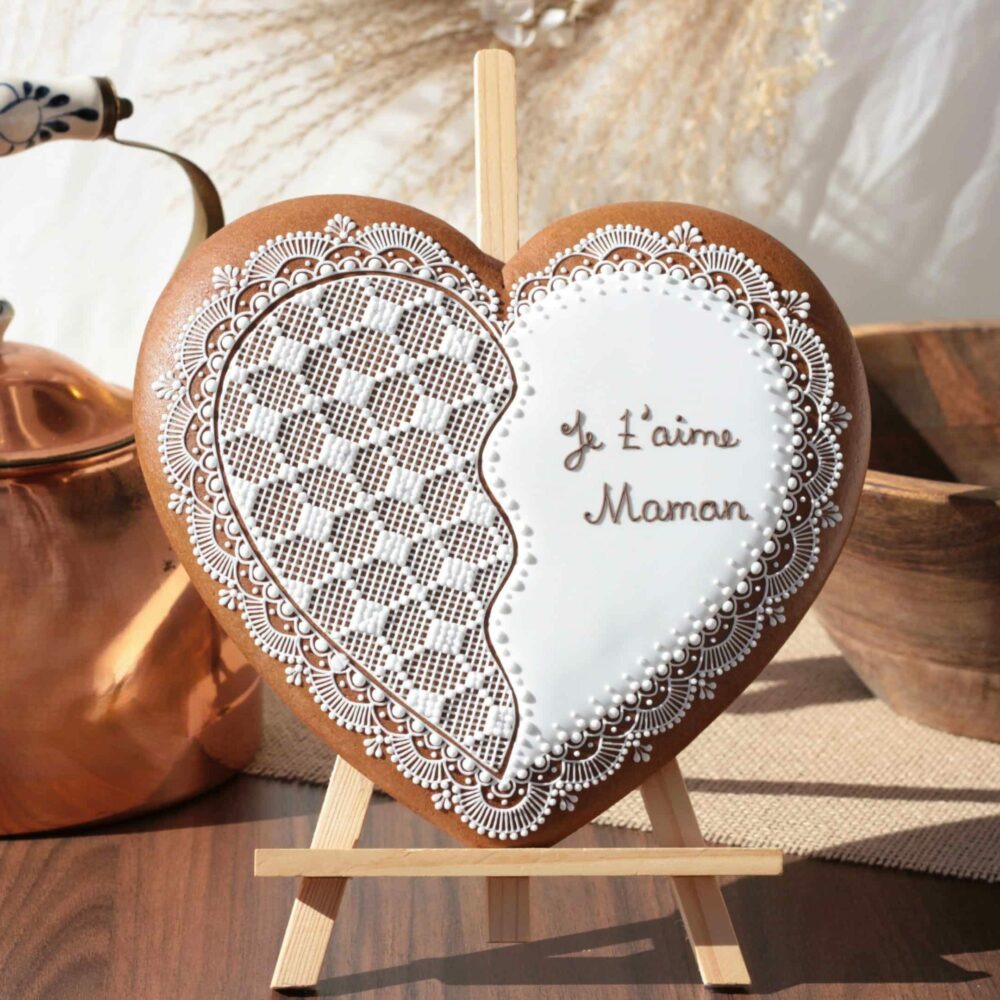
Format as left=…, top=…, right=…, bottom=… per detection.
left=256, top=846, right=783, bottom=879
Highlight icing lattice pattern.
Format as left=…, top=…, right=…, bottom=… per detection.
left=155, top=215, right=850, bottom=840
left=216, top=273, right=517, bottom=771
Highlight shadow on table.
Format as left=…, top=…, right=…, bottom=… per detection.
left=304, top=816, right=998, bottom=997
left=727, top=654, right=873, bottom=715
left=683, top=775, right=1000, bottom=805
left=10, top=773, right=326, bottom=841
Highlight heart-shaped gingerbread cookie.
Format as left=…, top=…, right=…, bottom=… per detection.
left=136, top=196, right=869, bottom=845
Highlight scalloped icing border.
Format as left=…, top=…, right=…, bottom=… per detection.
left=155, top=215, right=851, bottom=840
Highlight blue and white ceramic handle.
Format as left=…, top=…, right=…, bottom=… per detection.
left=0, top=73, right=222, bottom=255
left=0, top=76, right=131, bottom=155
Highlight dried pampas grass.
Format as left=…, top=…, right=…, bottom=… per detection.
left=155, top=0, right=835, bottom=234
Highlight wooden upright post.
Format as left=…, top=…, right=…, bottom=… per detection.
left=473, top=48, right=530, bottom=943
left=474, top=49, right=520, bottom=261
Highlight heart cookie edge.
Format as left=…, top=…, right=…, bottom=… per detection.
left=135, top=195, right=870, bottom=846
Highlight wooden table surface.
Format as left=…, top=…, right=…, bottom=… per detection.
left=1, top=774, right=997, bottom=1000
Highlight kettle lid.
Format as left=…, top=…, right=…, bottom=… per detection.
left=0, top=301, right=134, bottom=468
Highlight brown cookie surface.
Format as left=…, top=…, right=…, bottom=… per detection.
left=135, top=196, right=869, bottom=845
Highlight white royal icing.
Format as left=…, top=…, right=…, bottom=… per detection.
left=155, top=215, right=851, bottom=839
left=488, top=270, right=793, bottom=775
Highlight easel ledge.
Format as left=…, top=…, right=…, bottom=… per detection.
left=256, top=845, right=783, bottom=879
left=260, top=50, right=782, bottom=993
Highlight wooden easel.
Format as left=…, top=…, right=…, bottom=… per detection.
left=256, top=50, right=783, bottom=993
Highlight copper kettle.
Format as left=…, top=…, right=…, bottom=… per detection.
left=0, top=76, right=261, bottom=834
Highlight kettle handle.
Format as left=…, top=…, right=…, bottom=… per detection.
left=0, top=76, right=125, bottom=151
left=0, top=74, right=223, bottom=257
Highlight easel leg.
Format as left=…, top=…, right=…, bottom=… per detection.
left=640, top=760, right=751, bottom=987
left=486, top=876, right=531, bottom=942
left=270, top=757, right=374, bottom=990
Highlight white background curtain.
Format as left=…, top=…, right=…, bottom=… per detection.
left=2, top=0, right=998, bottom=388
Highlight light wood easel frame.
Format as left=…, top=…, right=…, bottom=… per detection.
left=256, top=49, right=782, bottom=992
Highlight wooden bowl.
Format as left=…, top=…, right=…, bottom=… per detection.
left=815, top=320, right=1000, bottom=742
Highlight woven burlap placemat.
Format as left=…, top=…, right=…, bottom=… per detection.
left=246, top=614, right=1000, bottom=881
